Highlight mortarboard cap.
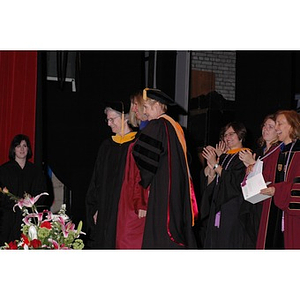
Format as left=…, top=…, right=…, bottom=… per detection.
left=104, top=99, right=131, bottom=114
left=143, top=87, right=187, bottom=115
left=143, top=88, right=176, bottom=106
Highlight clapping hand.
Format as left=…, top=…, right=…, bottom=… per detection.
left=239, top=150, right=256, bottom=167
left=202, top=146, right=218, bottom=169
left=215, top=140, right=227, bottom=157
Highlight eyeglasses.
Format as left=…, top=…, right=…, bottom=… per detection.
left=105, top=116, right=120, bottom=124
left=223, top=132, right=236, bottom=138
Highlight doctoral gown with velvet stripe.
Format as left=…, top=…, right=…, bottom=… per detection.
left=255, top=144, right=282, bottom=249
left=132, top=117, right=197, bottom=249
left=269, top=140, right=300, bottom=249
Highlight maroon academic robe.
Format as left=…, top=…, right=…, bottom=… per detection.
left=257, top=140, right=300, bottom=249
left=273, top=140, right=300, bottom=249
left=256, top=144, right=281, bottom=249
left=116, top=142, right=149, bottom=249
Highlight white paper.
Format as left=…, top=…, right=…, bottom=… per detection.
left=247, top=158, right=263, bottom=178
left=241, top=160, right=271, bottom=204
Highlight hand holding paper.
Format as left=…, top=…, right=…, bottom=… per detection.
left=241, top=159, right=272, bottom=204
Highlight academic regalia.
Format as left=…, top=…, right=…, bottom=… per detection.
left=238, top=144, right=281, bottom=250
left=203, top=150, right=256, bottom=249
left=132, top=115, right=198, bottom=249
left=269, top=139, right=300, bottom=249
left=0, top=160, right=48, bottom=246
left=255, top=143, right=282, bottom=249
left=115, top=141, right=149, bottom=249
left=198, top=170, right=216, bottom=248
left=85, top=132, right=136, bottom=249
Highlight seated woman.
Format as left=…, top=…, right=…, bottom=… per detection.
left=0, top=134, right=48, bottom=246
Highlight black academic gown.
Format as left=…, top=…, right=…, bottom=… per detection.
left=0, top=160, right=48, bottom=246
left=132, top=117, right=197, bottom=249
left=85, top=135, right=135, bottom=249
left=203, top=152, right=256, bottom=249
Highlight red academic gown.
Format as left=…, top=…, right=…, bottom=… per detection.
left=256, top=144, right=281, bottom=249
left=116, top=142, right=149, bottom=249
left=273, top=140, right=300, bottom=249
left=257, top=140, right=300, bottom=249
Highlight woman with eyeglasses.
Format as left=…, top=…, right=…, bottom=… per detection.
left=85, top=99, right=137, bottom=249
left=258, top=110, right=300, bottom=249
left=201, top=121, right=257, bottom=248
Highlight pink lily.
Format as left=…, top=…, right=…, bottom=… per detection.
left=43, top=210, right=53, bottom=221
left=48, top=239, right=70, bottom=250
left=61, top=221, right=76, bottom=238
left=13, top=192, right=48, bottom=212
left=23, top=212, right=44, bottom=226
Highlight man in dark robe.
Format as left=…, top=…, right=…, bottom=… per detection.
left=132, top=88, right=198, bottom=249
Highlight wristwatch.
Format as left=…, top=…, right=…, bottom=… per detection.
left=213, top=163, right=219, bottom=170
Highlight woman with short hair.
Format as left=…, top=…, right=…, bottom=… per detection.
left=85, top=99, right=137, bottom=249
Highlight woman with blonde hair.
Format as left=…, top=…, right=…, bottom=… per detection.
left=239, top=114, right=280, bottom=167
left=239, top=113, right=282, bottom=248
left=128, top=90, right=148, bottom=130
left=115, top=91, right=149, bottom=249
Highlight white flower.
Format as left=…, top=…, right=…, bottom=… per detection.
left=28, top=225, right=37, bottom=240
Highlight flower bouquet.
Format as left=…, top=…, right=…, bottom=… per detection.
left=0, top=187, right=85, bottom=250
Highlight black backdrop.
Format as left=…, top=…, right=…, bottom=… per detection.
left=43, top=51, right=145, bottom=232
left=235, top=51, right=297, bottom=148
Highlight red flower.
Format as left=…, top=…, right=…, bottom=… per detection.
left=30, top=239, right=42, bottom=249
left=21, top=233, right=30, bottom=245
left=7, top=241, right=18, bottom=249
left=40, top=221, right=52, bottom=229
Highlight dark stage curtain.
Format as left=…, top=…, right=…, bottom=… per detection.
left=0, top=51, right=37, bottom=165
